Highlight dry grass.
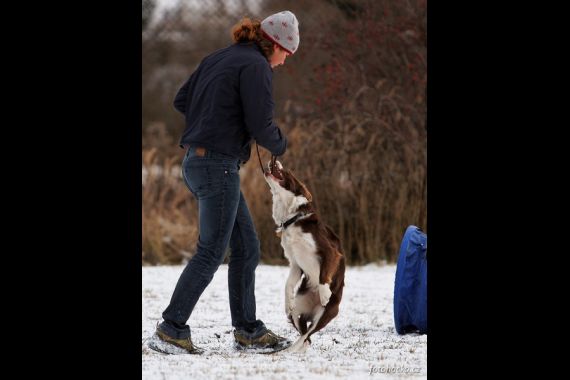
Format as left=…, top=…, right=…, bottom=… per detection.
left=142, top=84, right=426, bottom=265
left=142, top=148, right=198, bottom=265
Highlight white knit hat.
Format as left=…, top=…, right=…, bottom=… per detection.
left=260, top=11, right=300, bottom=55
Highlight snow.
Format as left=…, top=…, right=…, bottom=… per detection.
left=142, top=263, right=427, bottom=379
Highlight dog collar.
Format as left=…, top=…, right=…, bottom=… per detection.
left=275, top=212, right=313, bottom=237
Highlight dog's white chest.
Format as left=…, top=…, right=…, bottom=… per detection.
left=281, top=226, right=318, bottom=263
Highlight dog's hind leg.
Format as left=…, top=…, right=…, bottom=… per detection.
left=287, top=338, right=310, bottom=354
left=283, top=305, right=325, bottom=353
left=305, top=299, right=341, bottom=345
left=289, top=287, right=314, bottom=334
left=290, top=313, right=302, bottom=333
left=285, top=263, right=303, bottom=316
left=298, top=339, right=311, bottom=353
left=288, top=312, right=308, bottom=336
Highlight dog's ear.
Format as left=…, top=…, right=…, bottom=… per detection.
left=286, top=170, right=312, bottom=202
left=299, top=182, right=312, bottom=202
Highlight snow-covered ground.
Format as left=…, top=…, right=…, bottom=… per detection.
left=142, top=264, right=427, bottom=379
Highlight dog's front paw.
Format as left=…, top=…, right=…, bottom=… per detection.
left=318, top=283, right=332, bottom=306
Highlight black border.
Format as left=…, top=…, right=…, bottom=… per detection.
left=16, top=1, right=142, bottom=375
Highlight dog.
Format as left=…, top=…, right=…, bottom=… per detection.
left=264, top=159, right=345, bottom=353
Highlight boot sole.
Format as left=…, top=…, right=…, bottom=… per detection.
left=233, top=340, right=292, bottom=354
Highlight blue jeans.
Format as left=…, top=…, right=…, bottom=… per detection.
left=159, top=147, right=266, bottom=339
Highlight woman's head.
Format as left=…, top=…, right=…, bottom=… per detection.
left=231, top=11, right=299, bottom=68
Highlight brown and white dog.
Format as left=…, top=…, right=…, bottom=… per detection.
left=264, top=160, right=345, bottom=353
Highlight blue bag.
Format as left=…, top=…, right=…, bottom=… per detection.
left=393, top=225, right=427, bottom=334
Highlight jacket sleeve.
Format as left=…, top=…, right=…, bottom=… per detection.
left=173, top=71, right=196, bottom=115
left=239, top=62, right=288, bottom=156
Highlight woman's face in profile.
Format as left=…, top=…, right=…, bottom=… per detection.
left=270, top=45, right=290, bottom=68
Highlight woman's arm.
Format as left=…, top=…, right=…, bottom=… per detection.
left=240, top=61, right=288, bottom=156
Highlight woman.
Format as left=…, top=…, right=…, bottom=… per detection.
left=151, top=11, right=300, bottom=354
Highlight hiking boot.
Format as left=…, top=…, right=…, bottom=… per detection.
left=149, top=327, right=204, bottom=355
left=233, top=327, right=291, bottom=350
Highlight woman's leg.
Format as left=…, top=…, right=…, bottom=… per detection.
left=159, top=155, right=240, bottom=339
left=227, top=191, right=263, bottom=332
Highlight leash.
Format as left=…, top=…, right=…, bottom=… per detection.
left=255, top=142, right=278, bottom=176
left=255, top=142, right=265, bottom=174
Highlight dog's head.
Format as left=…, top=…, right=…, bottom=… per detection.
left=264, top=160, right=313, bottom=218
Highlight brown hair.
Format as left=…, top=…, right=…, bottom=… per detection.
left=231, top=17, right=274, bottom=60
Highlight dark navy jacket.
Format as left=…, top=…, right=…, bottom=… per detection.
left=174, top=42, right=287, bottom=163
